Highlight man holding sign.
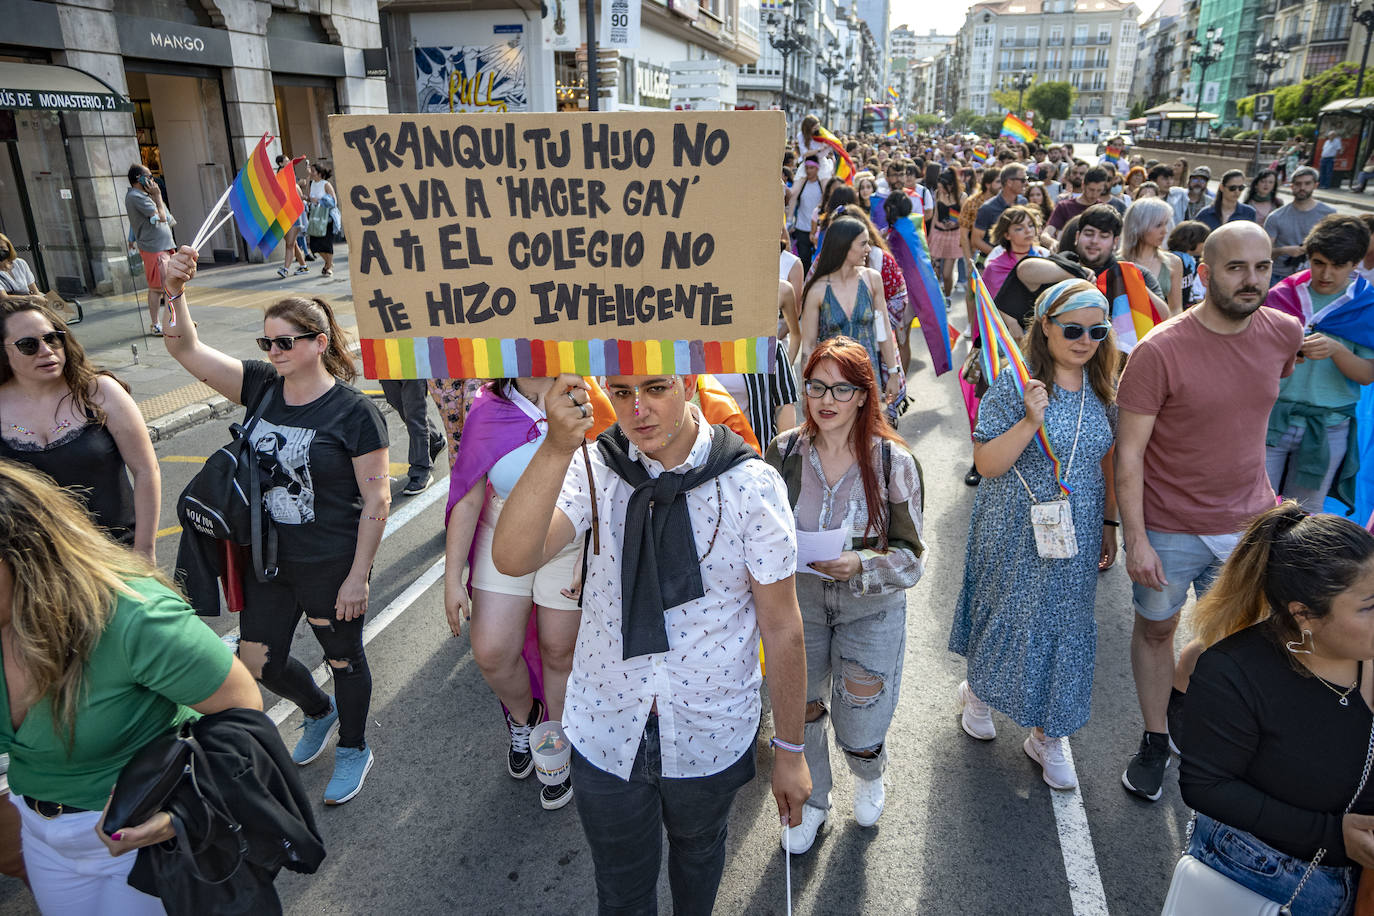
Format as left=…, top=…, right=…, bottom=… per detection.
left=493, top=373, right=810, bottom=914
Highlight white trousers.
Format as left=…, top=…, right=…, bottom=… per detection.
left=10, top=794, right=164, bottom=915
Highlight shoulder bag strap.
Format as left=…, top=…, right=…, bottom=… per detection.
left=245, top=385, right=277, bottom=583
left=1280, top=699, right=1374, bottom=913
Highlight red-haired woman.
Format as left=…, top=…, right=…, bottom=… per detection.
left=764, top=336, right=925, bottom=854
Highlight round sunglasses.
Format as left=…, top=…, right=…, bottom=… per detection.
left=1050, top=317, right=1111, bottom=341
left=5, top=330, right=66, bottom=356
left=256, top=332, right=322, bottom=352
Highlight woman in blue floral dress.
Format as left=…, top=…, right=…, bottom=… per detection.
left=949, top=279, right=1120, bottom=791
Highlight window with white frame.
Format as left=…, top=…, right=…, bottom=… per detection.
left=1002, top=25, right=1016, bottom=44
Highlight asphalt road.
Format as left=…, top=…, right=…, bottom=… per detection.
left=0, top=352, right=1201, bottom=916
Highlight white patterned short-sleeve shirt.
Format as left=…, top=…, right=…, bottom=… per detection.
left=555, top=407, right=797, bottom=780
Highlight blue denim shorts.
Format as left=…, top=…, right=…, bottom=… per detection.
left=1131, top=530, right=1229, bottom=622
left=1187, top=812, right=1357, bottom=916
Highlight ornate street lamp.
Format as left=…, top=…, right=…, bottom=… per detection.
left=1189, top=26, right=1225, bottom=139
left=818, top=42, right=842, bottom=125
left=1252, top=36, right=1290, bottom=170
left=1011, top=70, right=1034, bottom=117
left=1353, top=0, right=1374, bottom=98
left=767, top=0, right=810, bottom=126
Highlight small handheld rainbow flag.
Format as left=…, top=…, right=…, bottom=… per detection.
left=1101, top=146, right=1124, bottom=169
left=886, top=86, right=900, bottom=101
left=971, top=265, right=1072, bottom=496
left=885, top=126, right=900, bottom=139
left=229, top=134, right=291, bottom=256
left=1000, top=113, right=1037, bottom=145
left=970, top=148, right=989, bottom=166
left=813, top=124, right=856, bottom=185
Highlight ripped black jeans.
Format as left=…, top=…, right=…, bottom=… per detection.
left=796, top=575, right=907, bottom=811
left=240, top=554, right=371, bottom=748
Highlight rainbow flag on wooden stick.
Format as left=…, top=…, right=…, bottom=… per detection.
left=229, top=134, right=291, bottom=256
left=1000, top=113, right=1037, bottom=144
left=971, top=265, right=1072, bottom=496
left=813, top=124, right=856, bottom=185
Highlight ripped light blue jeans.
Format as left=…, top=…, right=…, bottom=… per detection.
left=796, top=574, right=907, bottom=811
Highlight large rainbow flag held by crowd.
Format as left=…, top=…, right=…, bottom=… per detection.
left=813, top=124, right=856, bottom=185
left=887, top=211, right=953, bottom=376
left=1000, top=113, right=1037, bottom=145
left=970, top=265, right=1072, bottom=496
left=189, top=134, right=304, bottom=259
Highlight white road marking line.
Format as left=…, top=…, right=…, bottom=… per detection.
left=1052, top=740, right=1111, bottom=916
left=267, top=557, right=446, bottom=726
left=220, top=481, right=448, bottom=651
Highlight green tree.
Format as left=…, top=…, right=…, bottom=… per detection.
left=1235, top=62, right=1361, bottom=124
left=1025, top=82, right=1076, bottom=122
left=1129, top=100, right=1146, bottom=119
left=990, top=88, right=1023, bottom=114
left=948, top=108, right=980, bottom=131
left=974, top=113, right=1005, bottom=137
left=912, top=113, right=942, bottom=130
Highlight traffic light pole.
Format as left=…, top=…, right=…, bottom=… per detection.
left=586, top=1, right=598, bottom=110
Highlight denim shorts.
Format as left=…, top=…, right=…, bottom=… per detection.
left=1187, top=812, right=1356, bottom=916
left=1131, top=529, right=1233, bottom=622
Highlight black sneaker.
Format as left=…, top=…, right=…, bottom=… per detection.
left=401, top=471, right=431, bottom=496
left=506, top=698, right=545, bottom=779
left=1167, top=689, right=1186, bottom=756
left=1122, top=731, right=1171, bottom=801
left=429, top=435, right=447, bottom=464
left=540, top=777, right=573, bottom=810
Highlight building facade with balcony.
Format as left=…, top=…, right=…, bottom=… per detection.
left=1135, top=0, right=1189, bottom=111
left=955, top=0, right=1139, bottom=136
left=1268, top=0, right=1361, bottom=86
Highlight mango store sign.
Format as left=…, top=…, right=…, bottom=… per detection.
left=328, top=111, right=784, bottom=379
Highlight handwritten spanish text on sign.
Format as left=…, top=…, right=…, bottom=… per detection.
left=328, top=111, right=783, bottom=379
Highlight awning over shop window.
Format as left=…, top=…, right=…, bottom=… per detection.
left=0, top=61, right=132, bottom=113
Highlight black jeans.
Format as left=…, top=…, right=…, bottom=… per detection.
left=380, top=379, right=444, bottom=476
left=790, top=229, right=815, bottom=269
left=240, top=554, right=371, bottom=748
left=571, top=715, right=755, bottom=916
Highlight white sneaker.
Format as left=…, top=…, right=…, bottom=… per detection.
left=853, top=774, right=885, bottom=827
left=782, top=805, right=828, bottom=854
left=1024, top=732, right=1077, bottom=790
left=957, top=680, right=996, bottom=740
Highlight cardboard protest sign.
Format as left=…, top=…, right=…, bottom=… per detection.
left=328, top=111, right=784, bottom=379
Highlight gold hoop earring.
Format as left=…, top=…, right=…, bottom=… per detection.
left=1285, top=629, right=1315, bottom=656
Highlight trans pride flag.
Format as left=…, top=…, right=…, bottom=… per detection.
left=887, top=212, right=953, bottom=375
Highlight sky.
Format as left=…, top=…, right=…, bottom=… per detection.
left=886, top=0, right=1160, bottom=41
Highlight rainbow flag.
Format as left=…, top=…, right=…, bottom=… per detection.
left=253, top=157, right=306, bottom=255
left=1000, top=113, right=1037, bottom=144
left=813, top=124, right=856, bottom=185
left=885, top=126, right=900, bottom=139
left=887, top=212, right=953, bottom=375
left=887, top=86, right=900, bottom=101
left=1101, top=146, right=1124, bottom=169
left=228, top=134, right=292, bottom=256
left=971, top=265, right=1072, bottom=496
left=970, top=148, right=989, bottom=166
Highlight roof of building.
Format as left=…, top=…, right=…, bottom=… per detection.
left=968, top=0, right=1135, bottom=14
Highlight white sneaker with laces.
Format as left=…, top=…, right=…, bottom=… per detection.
left=781, top=805, right=828, bottom=854
left=1024, top=732, right=1077, bottom=790
left=853, top=774, right=885, bottom=827
left=957, top=680, right=996, bottom=740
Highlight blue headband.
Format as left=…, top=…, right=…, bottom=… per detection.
left=1034, top=279, right=1109, bottom=320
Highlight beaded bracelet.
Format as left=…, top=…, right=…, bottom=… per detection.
left=365, top=515, right=388, bottom=522
left=770, top=737, right=805, bottom=753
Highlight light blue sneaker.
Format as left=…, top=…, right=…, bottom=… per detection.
left=291, top=697, right=338, bottom=766
left=324, top=744, right=374, bottom=805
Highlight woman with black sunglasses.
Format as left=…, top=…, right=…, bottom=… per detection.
left=160, top=245, right=390, bottom=807
left=0, top=298, right=159, bottom=560
left=1197, top=169, right=1259, bottom=231
left=949, top=279, right=1120, bottom=791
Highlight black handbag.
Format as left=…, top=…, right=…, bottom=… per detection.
left=103, top=728, right=192, bottom=838
left=176, top=387, right=278, bottom=582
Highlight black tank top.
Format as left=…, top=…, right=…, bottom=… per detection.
left=0, top=413, right=136, bottom=543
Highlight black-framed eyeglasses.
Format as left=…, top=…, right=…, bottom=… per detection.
left=1050, top=317, right=1111, bottom=341
left=255, top=332, right=321, bottom=352
left=5, top=330, right=65, bottom=356
left=1224, top=184, right=1245, bottom=192
left=804, top=379, right=860, bottom=402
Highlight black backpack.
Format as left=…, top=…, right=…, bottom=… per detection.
left=176, top=388, right=278, bottom=582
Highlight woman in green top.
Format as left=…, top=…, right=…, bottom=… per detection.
left=0, top=459, right=260, bottom=915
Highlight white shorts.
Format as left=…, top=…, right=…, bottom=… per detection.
left=470, top=494, right=582, bottom=611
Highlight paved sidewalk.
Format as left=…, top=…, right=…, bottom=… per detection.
left=1312, top=184, right=1374, bottom=213
left=73, top=246, right=358, bottom=440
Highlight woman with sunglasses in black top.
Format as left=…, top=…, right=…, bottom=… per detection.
left=0, top=297, right=159, bottom=560
left=160, top=245, right=391, bottom=806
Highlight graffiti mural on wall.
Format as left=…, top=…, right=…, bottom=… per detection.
left=414, top=44, right=528, bottom=114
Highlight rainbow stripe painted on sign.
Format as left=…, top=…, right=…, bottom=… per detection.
left=360, top=336, right=778, bottom=380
